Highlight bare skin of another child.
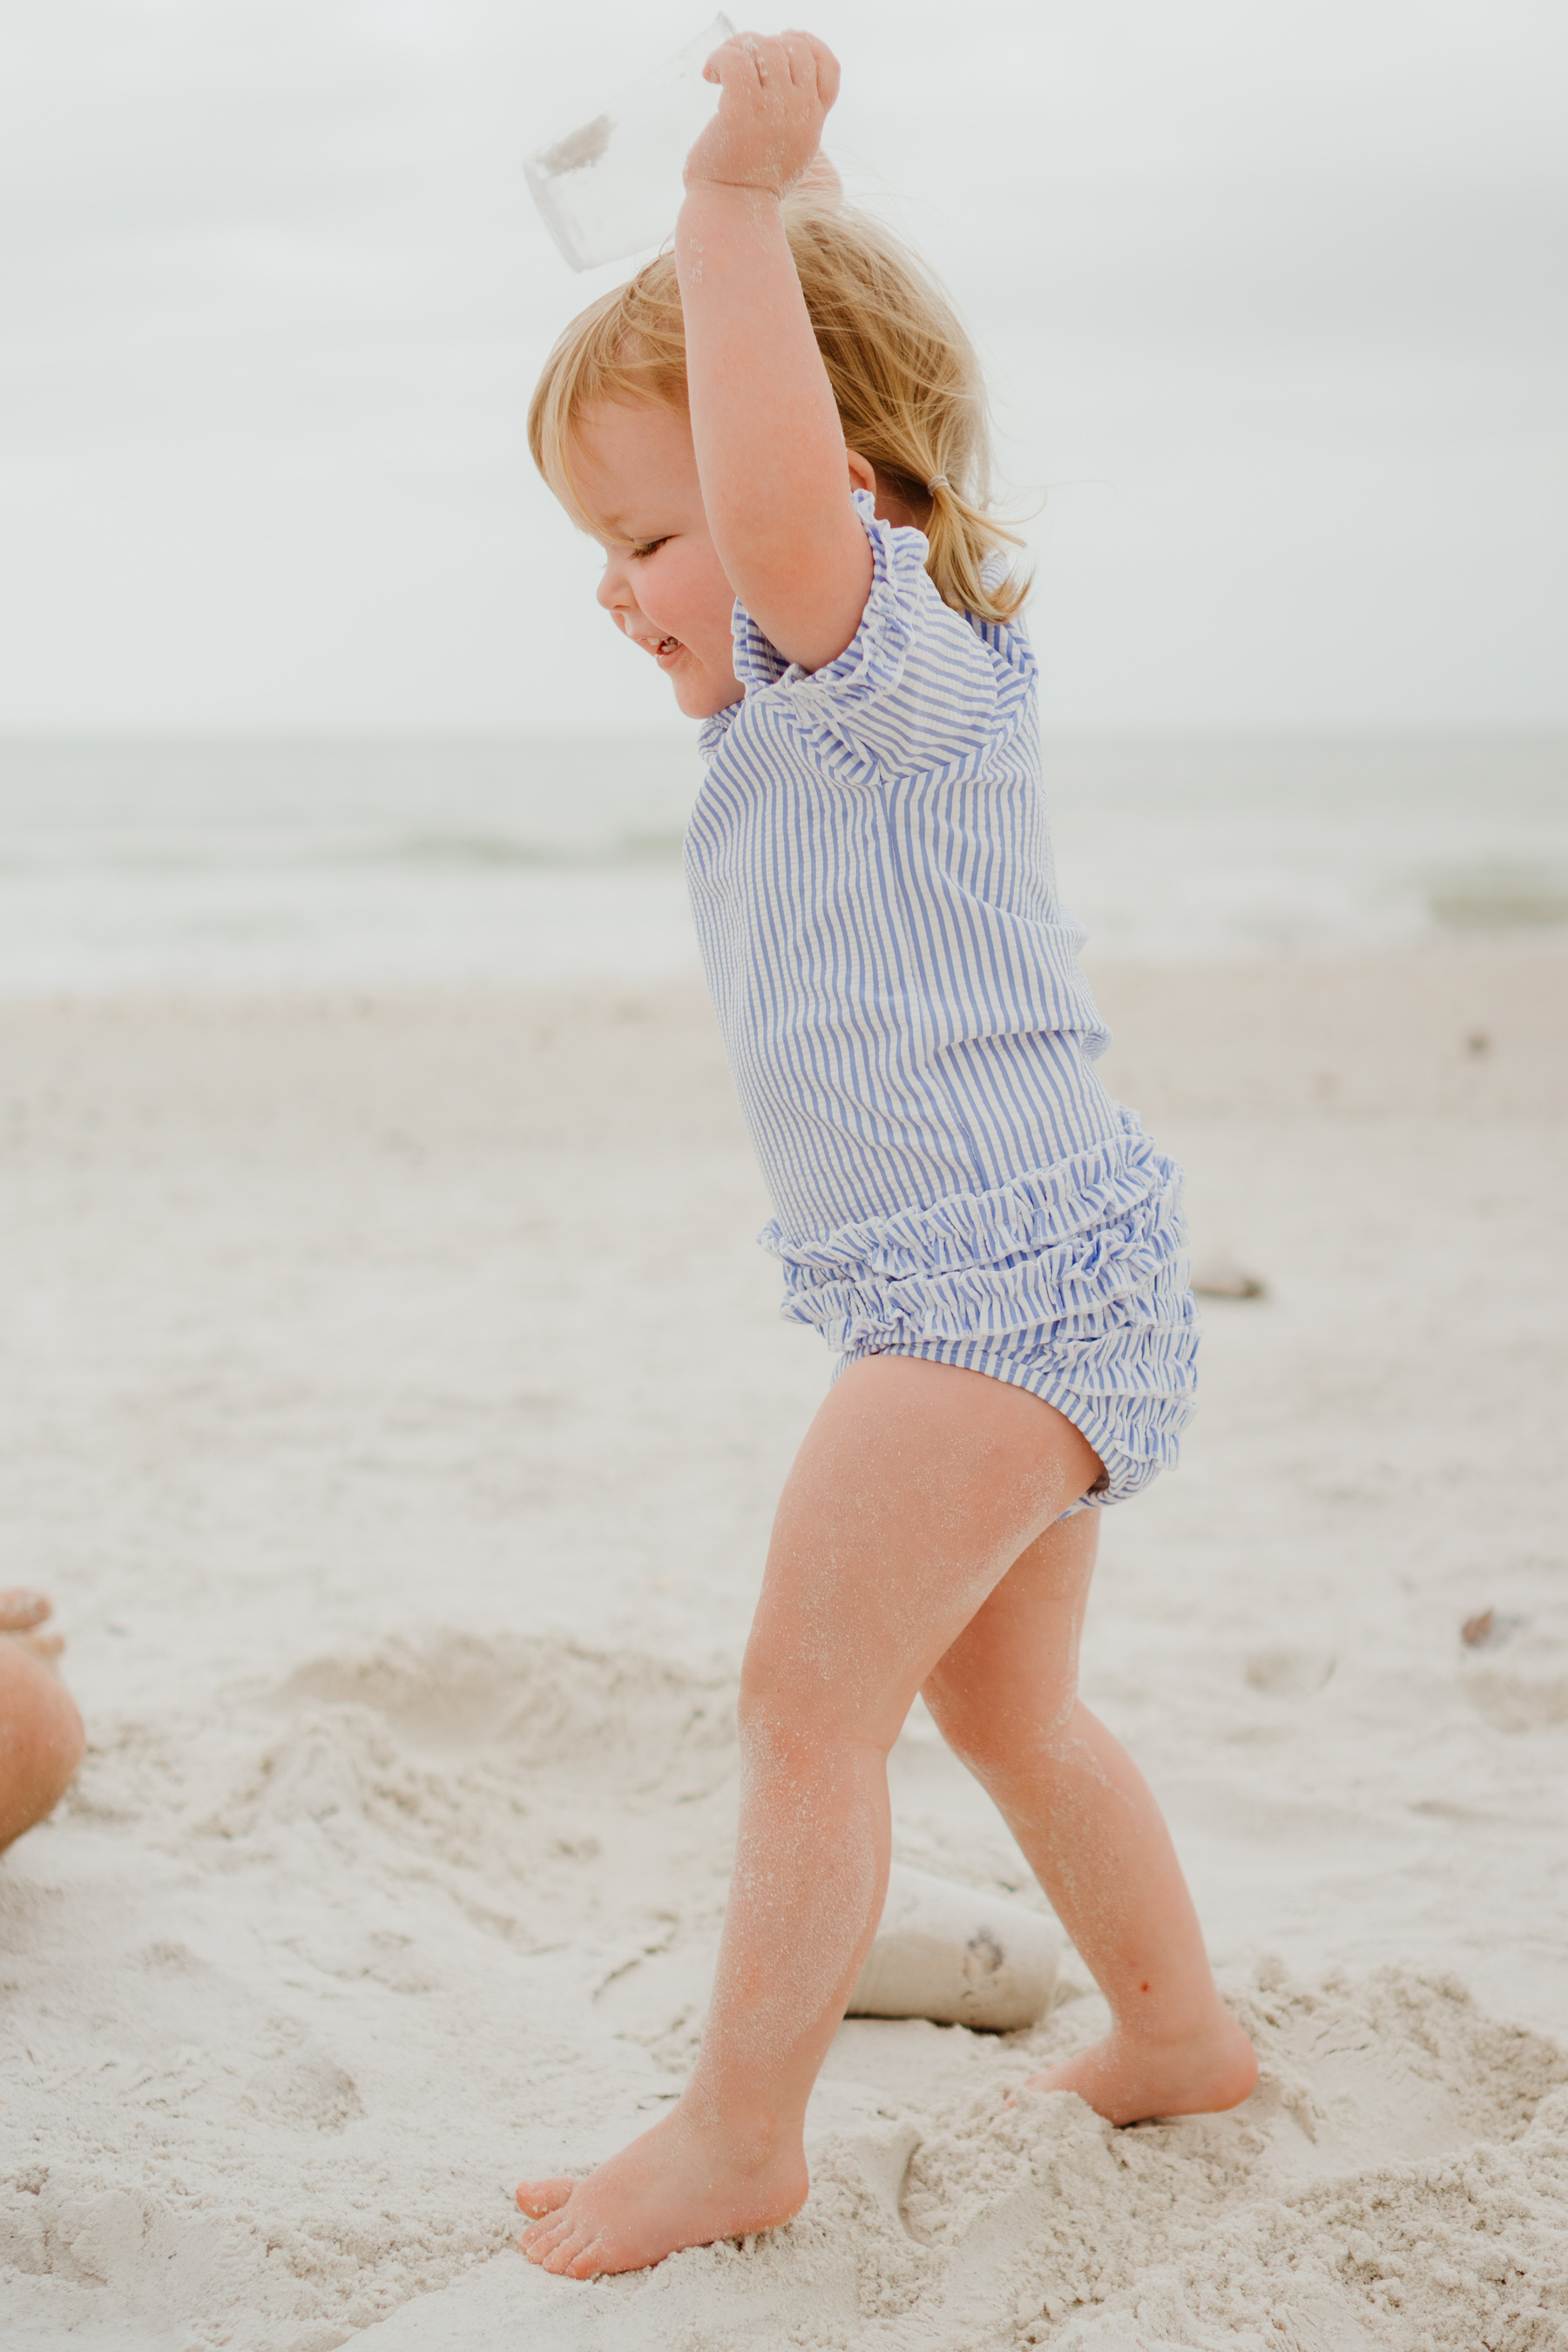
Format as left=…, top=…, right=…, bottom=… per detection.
left=0, top=1591, right=86, bottom=1855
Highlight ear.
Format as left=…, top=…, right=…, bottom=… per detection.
left=845, top=447, right=877, bottom=497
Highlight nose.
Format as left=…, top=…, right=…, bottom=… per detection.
left=597, top=551, right=635, bottom=629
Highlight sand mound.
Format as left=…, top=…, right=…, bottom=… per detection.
left=578, top=1965, right=1567, bottom=2352
left=5, top=1632, right=1568, bottom=2351
left=1, top=1637, right=744, bottom=2350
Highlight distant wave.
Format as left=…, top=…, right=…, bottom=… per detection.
left=0, top=735, right=1562, bottom=990
left=380, top=830, right=688, bottom=869
left=1427, top=862, right=1568, bottom=932
left=0, top=828, right=692, bottom=875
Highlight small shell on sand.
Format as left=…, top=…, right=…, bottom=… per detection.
left=1462, top=1608, right=1525, bottom=1650
left=848, top=1863, right=1060, bottom=2032
left=1192, top=1258, right=1268, bottom=1300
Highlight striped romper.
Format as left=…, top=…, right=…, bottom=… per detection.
left=686, top=491, right=1198, bottom=1505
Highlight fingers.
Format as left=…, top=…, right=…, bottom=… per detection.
left=702, top=33, right=766, bottom=92
left=781, top=30, right=841, bottom=107
left=0, top=1589, right=51, bottom=1633
left=703, top=29, right=840, bottom=109
left=688, top=26, right=840, bottom=194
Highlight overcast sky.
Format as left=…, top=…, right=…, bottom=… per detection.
left=1, top=0, right=1564, bottom=736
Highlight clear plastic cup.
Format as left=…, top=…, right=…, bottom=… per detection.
left=525, top=15, right=736, bottom=274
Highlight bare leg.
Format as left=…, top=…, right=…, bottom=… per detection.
left=0, top=1593, right=85, bottom=1855
left=517, top=1357, right=1103, bottom=2278
left=923, top=1511, right=1257, bottom=2124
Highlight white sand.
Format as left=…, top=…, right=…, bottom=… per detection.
left=2, top=936, right=1566, bottom=2351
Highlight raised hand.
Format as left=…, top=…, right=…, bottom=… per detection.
left=673, top=24, right=871, bottom=674
left=685, top=30, right=840, bottom=199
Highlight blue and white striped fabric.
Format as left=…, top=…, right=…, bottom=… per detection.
left=687, top=491, right=1196, bottom=1504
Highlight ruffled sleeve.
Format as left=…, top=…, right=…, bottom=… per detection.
left=720, top=490, right=1004, bottom=774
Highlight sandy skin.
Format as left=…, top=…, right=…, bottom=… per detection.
left=0, top=1590, right=85, bottom=1855
left=516, top=1356, right=1257, bottom=2279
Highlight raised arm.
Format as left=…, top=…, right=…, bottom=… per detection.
left=676, top=32, right=874, bottom=672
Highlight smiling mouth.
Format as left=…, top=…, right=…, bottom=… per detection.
left=653, top=635, right=681, bottom=661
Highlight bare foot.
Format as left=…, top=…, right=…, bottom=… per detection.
left=516, top=2103, right=808, bottom=2279
left=1024, top=2004, right=1259, bottom=2126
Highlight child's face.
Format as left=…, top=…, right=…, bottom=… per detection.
left=570, top=401, right=743, bottom=720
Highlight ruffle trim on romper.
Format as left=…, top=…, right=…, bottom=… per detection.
left=760, top=1111, right=1200, bottom=1506
left=706, top=494, right=999, bottom=774
left=727, top=490, right=923, bottom=698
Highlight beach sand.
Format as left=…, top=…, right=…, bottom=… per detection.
left=2, top=935, right=1566, bottom=2350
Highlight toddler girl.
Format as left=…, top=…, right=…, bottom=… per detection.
left=517, top=29, right=1256, bottom=2280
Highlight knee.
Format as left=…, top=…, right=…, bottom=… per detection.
left=736, top=1634, right=832, bottom=1753
left=923, top=1657, right=1078, bottom=1776
left=737, top=1625, right=902, bottom=1762
left=918, top=1668, right=990, bottom=1769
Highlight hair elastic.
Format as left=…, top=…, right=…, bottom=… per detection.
left=927, top=474, right=950, bottom=492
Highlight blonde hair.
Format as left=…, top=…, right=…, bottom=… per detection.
left=527, top=196, right=1029, bottom=626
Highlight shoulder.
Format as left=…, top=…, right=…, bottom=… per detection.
left=711, top=493, right=1032, bottom=776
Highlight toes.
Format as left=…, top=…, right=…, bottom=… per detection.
left=520, top=2213, right=575, bottom=2266
left=516, top=2176, right=576, bottom=2220
left=543, top=2226, right=598, bottom=2277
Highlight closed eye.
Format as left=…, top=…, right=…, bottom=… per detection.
left=627, top=537, right=667, bottom=560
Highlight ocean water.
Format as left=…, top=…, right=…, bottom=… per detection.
left=0, top=736, right=1564, bottom=995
